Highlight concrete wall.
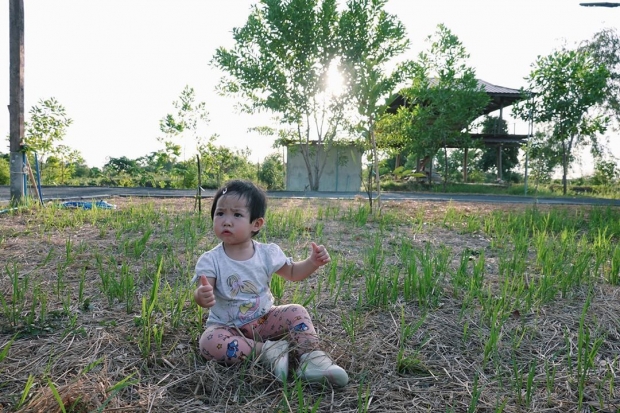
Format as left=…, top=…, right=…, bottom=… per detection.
left=286, top=144, right=362, bottom=192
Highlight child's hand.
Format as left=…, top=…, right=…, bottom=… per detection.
left=195, top=275, right=216, bottom=308
left=310, top=242, right=331, bottom=267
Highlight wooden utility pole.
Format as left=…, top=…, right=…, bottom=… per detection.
left=9, top=0, right=25, bottom=205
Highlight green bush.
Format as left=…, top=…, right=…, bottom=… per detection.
left=258, top=153, right=285, bottom=190
left=380, top=178, right=429, bottom=192
left=467, top=170, right=486, bottom=183
left=0, top=157, right=9, bottom=185
left=592, top=160, right=619, bottom=185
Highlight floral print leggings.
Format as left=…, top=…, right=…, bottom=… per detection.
left=198, top=303, right=319, bottom=364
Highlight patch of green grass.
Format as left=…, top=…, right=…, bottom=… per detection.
left=1, top=197, right=619, bottom=412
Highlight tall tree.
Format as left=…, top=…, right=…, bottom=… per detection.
left=338, top=0, right=412, bottom=212
left=379, top=25, right=489, bottom=188
left=580, top=28, right=620, bottom=177
left=212, top=0, right=343, bottom=191
left=513, top=47, right=610, bottom=194
left=24, top=98, right=73, bottom=174
left=581, top=28, right=620, bottom=124
left=159, top=85, right=210, bottom=162
left=158, top=86, right=217, bottom=187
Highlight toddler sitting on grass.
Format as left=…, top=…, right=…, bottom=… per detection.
left=192, top=179, right=348, bottom=386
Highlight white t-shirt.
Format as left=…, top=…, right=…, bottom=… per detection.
left=192, top=240, right=291, bottom=327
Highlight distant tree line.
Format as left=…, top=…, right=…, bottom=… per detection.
left=2, top=1, right=619, bottom=198
left=1, top=89, right=286, bottom=191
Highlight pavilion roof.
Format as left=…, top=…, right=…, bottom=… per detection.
left=477, top=79, right=526, bottom=114
left=386, top=79, right=529, bottom=116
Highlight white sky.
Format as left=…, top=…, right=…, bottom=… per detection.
left=1, top=1, right=619, bottom=175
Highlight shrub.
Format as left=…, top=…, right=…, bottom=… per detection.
left=592, top=160, right=619, bottom=185
left=467, top=170, right=486, bottom=183
left=258, top=153, right=284, bottom=190
left=0, top=157, right=9, bottom=185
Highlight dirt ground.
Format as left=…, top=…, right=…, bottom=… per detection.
left=0, top=197, right=618, bottom=412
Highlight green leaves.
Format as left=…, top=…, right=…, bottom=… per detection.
left=26, top=98, right=73, bottom=152
left=381, top=25, right=489, bottom=159
left=213, top=0, right=419, bottom=193
left=24, top=98, right=75, bottom=183
left=159, top=85, right=209, bottom=150
left=582, top=28, right=620, bottom=121
left=339, top=0, right=411, bottom=112
left=515, top=48, right=608, bottom=131
left=513, top=45, right=611, bottom=193
left=213, top=0, right=340, bottom=119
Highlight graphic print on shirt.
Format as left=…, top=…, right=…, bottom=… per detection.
left=226, top=274, right=261, bottom=323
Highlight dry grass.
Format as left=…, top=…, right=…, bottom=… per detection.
left=0, top=197, right=619, bottom=413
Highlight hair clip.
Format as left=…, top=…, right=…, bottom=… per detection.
left=222, top=187, right=227, bottom=194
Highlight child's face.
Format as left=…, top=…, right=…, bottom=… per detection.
left=212, top=194, right=263, bottom=244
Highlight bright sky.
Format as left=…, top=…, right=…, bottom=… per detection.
left=1, top=1, right=619, bottom=175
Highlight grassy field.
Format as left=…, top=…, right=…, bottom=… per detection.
left=0, top=197, right=619, bottom=412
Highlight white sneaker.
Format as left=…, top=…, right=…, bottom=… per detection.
left=296, top=350, right=349, bottom=387
left=261, top=340, right=289, bottom=382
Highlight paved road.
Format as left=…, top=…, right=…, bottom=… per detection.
left=1, top=185, right=619, bottom=206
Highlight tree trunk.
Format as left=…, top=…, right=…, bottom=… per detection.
left=366, top=165, right=373, bottom=211
left=463, top=147, right=468, bottom=183
left=562, top=161, right=568, bottom=195
left=428, top=156, right=433, bottom=186
left=196, top=154, right=202, bottom=213
left=443, top=144, right=448, bottom=192
left=313, top=141, right=320, bottom=191
left=371, top=122, right=381, bottom=214
left=562, top=141, right=568, bottom=195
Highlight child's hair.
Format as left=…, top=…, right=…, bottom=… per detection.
left=211, top=180, right=267, bottom=232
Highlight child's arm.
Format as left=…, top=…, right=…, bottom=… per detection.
left=194, top=275, right=216, bottom=308
left=276, top=242, right=331, bottom=282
